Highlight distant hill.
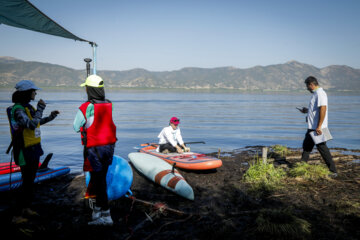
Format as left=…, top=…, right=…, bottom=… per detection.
left=1, top=56, right=359, bottom=91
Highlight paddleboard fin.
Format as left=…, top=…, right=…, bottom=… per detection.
left=39, top=153, right=53, bottom=170
left=172, top=163, right=176, bottom=174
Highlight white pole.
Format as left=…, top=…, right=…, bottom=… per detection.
left=262, top=147, right=268, bottom=163
left=92, top=43, right=97, bottom=75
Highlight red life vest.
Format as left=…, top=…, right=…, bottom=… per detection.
left=79, top=101, right=117, bottom=148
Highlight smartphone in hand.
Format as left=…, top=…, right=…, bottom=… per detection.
left=296, top=107, right=308, bottom=113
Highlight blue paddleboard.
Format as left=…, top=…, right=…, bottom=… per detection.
left=85, top=155, right=133, bottom=201
left=0, top=166, right=70, bottom=192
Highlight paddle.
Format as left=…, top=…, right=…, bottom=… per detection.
left=184, top=141, right=206, bottom=145
left=141, top=141, right=205, bottom=147
left=5, top=141, right=13, bottom=154
left=133, top=141, right=206, bottom=151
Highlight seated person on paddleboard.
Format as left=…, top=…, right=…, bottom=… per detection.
left=7, top=80, right=59, bottom=224
left=157, top=117, right=190, bottom=154
left=73, top=75, right=116, bottom=226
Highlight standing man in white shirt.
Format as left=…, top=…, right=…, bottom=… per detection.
left=298, top=76, right=337, bottom=177
left=158, top=117, right=190, bottom=153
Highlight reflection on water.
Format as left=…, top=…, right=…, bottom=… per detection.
left=0, top=90, right=359, bottom=173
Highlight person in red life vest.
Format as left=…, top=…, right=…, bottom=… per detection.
left=7, top=80, right=59, bottom=224
left=73, top=75, right=117, bottom=226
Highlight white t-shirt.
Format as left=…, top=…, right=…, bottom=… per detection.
left=307, top=87, right=328, bottom=129
left=158, top=126, right=184, bottom=147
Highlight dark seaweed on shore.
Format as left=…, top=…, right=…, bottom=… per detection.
left=0, top=146, right=359, bottom=240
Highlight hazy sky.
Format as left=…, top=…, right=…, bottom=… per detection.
left=1, top=0, right=359, bottom=71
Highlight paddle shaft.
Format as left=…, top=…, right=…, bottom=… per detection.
left=146, top=141, right=205, bottom=147
left=184, top=141, right=205, bottom=145
left=6, top=141, right=13, bottom=154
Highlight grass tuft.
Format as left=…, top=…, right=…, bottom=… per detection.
left=271, top=144, right=289, bottom=156
left=255, top=208, right=311, bottom=239
left=289, top=162, right=330, bottom=181
left=243, top=160, right=286, bottom=195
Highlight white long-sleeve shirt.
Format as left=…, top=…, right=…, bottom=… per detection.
left=158, top=126, right=184, bottom=147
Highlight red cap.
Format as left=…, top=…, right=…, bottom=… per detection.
left=170, top=117, right=180, bottom=125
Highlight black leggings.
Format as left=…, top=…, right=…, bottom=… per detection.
left=301, top=130, right=337, bottom=173
left=18, top=155, right=40, bottom=211
left=159, top=143, right=185, bottom=153
left=89, top=165, right=109, bottom=210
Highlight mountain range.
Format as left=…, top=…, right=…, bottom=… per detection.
left=1, top=56, right=359, bottom=91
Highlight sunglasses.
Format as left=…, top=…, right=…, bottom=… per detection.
left=173, top=119, right=180, bottom=122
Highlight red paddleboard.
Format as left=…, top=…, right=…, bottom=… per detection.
left=0, top=162, right=41, bottom=175
left=139, top=143, right=222, bottom=170
left=0, top=153, right=52, bottom=175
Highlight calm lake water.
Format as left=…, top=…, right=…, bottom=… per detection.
left=1, top=90, right=359, bottom=173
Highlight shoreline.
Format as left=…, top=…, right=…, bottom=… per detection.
left=0, top=146, right=359, bottom=239
left=1, top=87, right=360, bottom=94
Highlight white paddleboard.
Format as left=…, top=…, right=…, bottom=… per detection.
left=128, top=152, right=194, bottom=200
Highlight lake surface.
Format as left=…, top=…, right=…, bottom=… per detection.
left=1, top=90, right=359, bottom=173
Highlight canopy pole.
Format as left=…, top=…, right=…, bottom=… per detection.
left=90, top=42, right=98, bottom=75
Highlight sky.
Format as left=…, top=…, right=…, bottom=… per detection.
left=1, top=0, right=360, bottom=71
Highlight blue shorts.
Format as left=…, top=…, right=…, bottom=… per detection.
left=86, top=144, right=115, bottom=172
